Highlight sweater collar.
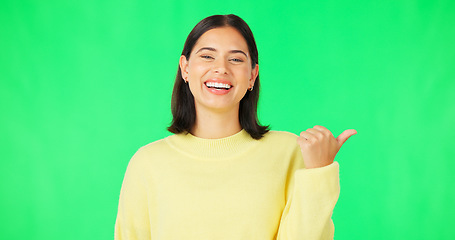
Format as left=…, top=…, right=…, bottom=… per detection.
left=165, top=129, right=258, bottom=160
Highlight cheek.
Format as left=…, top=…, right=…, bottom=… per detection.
left=234, top=66, right=253, bottom=80
left=189, top=60, right=210, bottom=72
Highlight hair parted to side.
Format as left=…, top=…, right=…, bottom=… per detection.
left=167, top=14, right=269, bottom=140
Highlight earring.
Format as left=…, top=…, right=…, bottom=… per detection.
left=184, top=77, right=188, bottom=84
left=248, top=85, right=254, bottom=91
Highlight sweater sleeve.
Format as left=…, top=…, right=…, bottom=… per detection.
left=276, top=161, right=340, bottom=240
left=115, top=148, right=151, bottom=240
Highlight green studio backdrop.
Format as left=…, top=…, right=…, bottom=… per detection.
left=1, top=0, right=454, bottom=239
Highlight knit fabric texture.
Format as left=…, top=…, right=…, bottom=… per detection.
left=115, top=130, right=340, bottom=240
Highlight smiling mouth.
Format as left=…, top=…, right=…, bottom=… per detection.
left=204, top=82, right=232, bottom=90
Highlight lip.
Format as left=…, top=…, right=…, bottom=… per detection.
left=204, top=79, right=233, bottom=95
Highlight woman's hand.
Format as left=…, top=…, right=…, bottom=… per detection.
left=297, top=125, right=357, bottom=169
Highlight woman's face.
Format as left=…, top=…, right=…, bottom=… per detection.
left=179, top=26, right=258, bottom=114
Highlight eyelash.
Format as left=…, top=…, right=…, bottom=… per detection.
left=201, top=55, right=214, bottom=59
left=200, top=55, right=244, bottom=62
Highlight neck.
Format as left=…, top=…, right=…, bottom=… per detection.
left=191, top=105, right=242, bottom=139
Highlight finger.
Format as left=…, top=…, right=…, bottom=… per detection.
left=296, top=136, right=307, bottom=146
left=300, top=131, right=318, bottom=144
left=336, top=129, right=357, bottom=146
left=313, top=125, right=334, bottom=138
left=306, top=128, right=325, bottom=139
left=299, top=131, right=316, bottom=141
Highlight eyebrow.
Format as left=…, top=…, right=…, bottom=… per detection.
left=195, top=47, right=248, bottom=57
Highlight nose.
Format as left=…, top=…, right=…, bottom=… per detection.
left=212, top=58, right=228, bottom=75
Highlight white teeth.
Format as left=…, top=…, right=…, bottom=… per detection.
left=205, top=82, right=232, bottom=89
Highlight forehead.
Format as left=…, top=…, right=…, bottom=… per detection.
left=193, top=27, right=249, bottom=53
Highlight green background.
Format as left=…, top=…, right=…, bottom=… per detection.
left=1, top=0, right=454, bottom=239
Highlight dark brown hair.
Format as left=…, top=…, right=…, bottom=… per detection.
left=167, top=14, right=269, bottom=139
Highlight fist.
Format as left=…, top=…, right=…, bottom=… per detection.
left=297, top=125, right=357, bottom=169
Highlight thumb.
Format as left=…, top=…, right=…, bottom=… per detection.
left=336, top=129, right=357, bottom=147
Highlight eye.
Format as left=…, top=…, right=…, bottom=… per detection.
left=230, top=58, right=244, bottom=63
left=201, top=55, right=214, bottom=60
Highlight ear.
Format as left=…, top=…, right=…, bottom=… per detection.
left=179, top=55, right=189, bottom=80
left=249, top=64, right=259, bottom=88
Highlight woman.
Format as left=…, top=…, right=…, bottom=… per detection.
left=115, top=14, right=356, bottom=240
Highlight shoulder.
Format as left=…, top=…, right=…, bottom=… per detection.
left=127, top=136, right=173, bottom=168
left=258, top=130, right=304, bottom=169
left=139, top=137, right=170, bottom=153
left=256, top=130, right=301, bottom=154
left=261, top=130, right=299, bottom=144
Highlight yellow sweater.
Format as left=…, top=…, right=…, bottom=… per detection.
left=115, top=130, right=340, bottom=240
